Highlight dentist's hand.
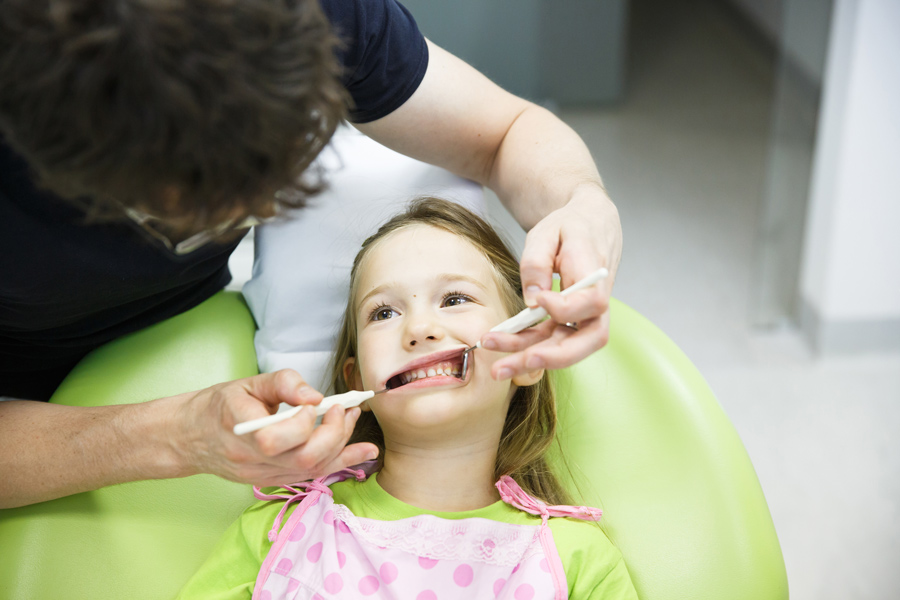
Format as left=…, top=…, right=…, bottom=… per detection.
left=176, top=369, right=378, bottom=486
left=483, top=187, right=621, bottom=380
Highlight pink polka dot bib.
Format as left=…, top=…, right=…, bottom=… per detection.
left=251, top=463, right=602, bottom=600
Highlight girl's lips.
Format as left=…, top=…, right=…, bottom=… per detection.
left=383, top=346, right=468, bottom=388
left=383, top=351, right=473, bottom=393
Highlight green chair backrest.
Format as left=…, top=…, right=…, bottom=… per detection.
left=0, top=292, right=787, bottom=600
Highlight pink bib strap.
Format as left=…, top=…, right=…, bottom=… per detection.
left=497, top=476, right=591, bottom=600
left=254, top=463, right=372, bottom=543
left=495, top=475, right=603, bottom=524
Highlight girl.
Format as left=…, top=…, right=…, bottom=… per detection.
left=178, top=198, right=636, bottom=599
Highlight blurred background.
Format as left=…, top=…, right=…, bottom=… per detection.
left=229, top=0, right=900, bottom=597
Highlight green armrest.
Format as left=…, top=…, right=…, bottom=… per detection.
left=0, top=292, right=787, bottom=600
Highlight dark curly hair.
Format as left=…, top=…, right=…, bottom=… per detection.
left=0, top=0, right=349, bottom=235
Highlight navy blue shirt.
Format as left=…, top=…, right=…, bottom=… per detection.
left=0, top=0, right=428, bottom=400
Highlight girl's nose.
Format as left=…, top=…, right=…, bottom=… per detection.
left=404, top=312, right=445, bottom=347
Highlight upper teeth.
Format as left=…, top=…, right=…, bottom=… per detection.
left=400, top=361, right=461, bottom=385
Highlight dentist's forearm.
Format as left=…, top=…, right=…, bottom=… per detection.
left=0, top=370, right=377, bottom=508
left=486, top=102, right=610, bottom=229
left=0, top=398, right=188, bottom=508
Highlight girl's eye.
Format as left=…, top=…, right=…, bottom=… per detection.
left=369, top=304, right=398, bottom=322
left=442, top=291, right=473, bottom=307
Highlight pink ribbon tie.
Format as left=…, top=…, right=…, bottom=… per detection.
left=495, top=475, right=603, bottom=524
left=255, top=464, right=375, bottom=543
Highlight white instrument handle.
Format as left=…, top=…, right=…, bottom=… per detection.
left=233, top=390, right=375, bottom=435
left=488, top=268, right=609, bottom=335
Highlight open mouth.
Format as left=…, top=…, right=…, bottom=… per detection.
left=385, top=351, right=466, bottom=390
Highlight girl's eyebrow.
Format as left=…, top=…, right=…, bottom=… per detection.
left=357, top=274, right=489, bottom=310
left=435, top=273, right=490, bottom=292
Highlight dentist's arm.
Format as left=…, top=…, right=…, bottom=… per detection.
left=0, top=371, right=376, bottom=508
left=357, top=39, right=621, bottom=378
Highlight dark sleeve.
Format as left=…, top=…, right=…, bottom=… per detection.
left=319, top=0, right=429, bottom=123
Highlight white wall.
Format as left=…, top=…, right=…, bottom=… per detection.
left=800, top=0, right=900, bottom=352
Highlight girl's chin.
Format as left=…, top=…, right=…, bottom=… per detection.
left=374, top=394, right=502, bottom=431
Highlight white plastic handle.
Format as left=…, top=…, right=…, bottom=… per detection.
left=232, top=390, right=375, bottom=436
left=488, top=268, right=609, bottom=336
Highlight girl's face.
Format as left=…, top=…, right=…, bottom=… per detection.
left=345, top=224, right=540, bottom=442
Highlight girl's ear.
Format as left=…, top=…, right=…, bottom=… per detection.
left=511, top=369, right=544, bottom=387
left=342, top=357, right=364, bottom=391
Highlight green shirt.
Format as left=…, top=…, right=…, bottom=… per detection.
left=177, top=474, right=637, bottom=599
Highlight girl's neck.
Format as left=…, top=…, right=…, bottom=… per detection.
left=376, top=438, right=501, bottom=512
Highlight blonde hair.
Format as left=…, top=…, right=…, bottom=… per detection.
left=329, top=197, right=572, bottom=506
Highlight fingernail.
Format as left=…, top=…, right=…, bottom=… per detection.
left=526, top=356, right=544, bottom=369
left=297, top=385, right=318, bottom=400
left=366, top=450, right=379, bottom=461
left=482, top=337, right=498, bottom=350
left=524, top=285, right=543, bottom=307
left=497, top=367, right=513, bottom=380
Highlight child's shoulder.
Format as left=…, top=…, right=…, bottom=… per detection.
left=547, top=515, right=620, bottom=557
left=240, top=491, right=297, bottom=544
left=548, top=517, right=632, bottom=594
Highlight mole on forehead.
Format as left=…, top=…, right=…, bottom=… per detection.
left=353, top=225, right=504, bottom=307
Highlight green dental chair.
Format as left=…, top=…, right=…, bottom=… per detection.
left=0, top=291, right=788, bottom=600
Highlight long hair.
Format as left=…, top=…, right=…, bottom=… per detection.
left=329, top=198, right=572, bottom=506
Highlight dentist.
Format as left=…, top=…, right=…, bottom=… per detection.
left=0, top=0, right=621, bottom=507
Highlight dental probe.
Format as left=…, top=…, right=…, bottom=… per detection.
left=233, top=388, right=387, bottom=436
left=459, top=267, right=609, bottom=378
